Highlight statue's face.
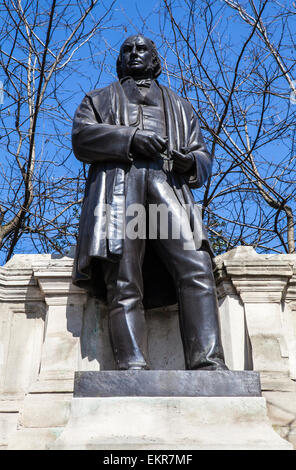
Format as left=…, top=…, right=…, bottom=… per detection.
left=120, top=36, right=154, bottom=79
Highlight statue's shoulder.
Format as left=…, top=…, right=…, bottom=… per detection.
left=83, top=82, right=121, bottom=114
left=85, top=82, right=117, bottom=100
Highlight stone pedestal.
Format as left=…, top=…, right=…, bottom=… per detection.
left=1, top=247, right=296, bottom=449
left=50, top=396, right=292, bottom=450
left=48, top=370, right=291, bottom=450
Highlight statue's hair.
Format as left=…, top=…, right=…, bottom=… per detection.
left=116, top=35, right=162, bottom=80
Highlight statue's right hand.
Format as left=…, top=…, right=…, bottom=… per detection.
left=130, top=130, right=167, bottom=159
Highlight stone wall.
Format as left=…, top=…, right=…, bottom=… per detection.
left=0, top=246, right=296, bottom=449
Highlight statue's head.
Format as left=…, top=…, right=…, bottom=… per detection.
left=116, top=34, right=162, bottom=80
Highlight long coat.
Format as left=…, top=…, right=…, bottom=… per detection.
left=72, top=79, right=213, bottom=309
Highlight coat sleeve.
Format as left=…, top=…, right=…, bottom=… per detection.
left=72, top=93, right=137, bottom=164
left=184, top=109, right=212, bottom=189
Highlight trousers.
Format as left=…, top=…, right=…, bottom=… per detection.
left=101, top=158, right=226, bottom=370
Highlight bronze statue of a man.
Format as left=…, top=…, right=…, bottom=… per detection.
left=72, top=35, right=227, bottom=371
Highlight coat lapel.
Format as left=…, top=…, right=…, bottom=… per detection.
left=106, top=82, right=130, bottom=256
left=160, top=85, right=184, bottom=154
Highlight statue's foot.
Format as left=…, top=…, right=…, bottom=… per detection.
left=199, top=365, right=229, bottom=371
left=191, top=361, right=229, bottom=371
left=195, top=364, right=229, bottom=370
left=118, top=363, right=150, bottom=370
left=128, top=366, right=148, bottom=370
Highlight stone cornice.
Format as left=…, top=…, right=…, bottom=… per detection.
left=0, top=254, right=77, bottom=303
left=34, top=268, right=86, bottom=306
left=2, top=248, right=296, bottom=306
left=0, top=265, right=41, bottom=302
left=215, top=247, right=295, bottom=303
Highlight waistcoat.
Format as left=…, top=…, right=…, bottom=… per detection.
left=121, top=77, right=167, bottom=138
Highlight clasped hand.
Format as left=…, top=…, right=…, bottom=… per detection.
left=130, top=130, right=194, bottom=173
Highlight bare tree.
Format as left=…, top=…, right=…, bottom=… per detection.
left=0, top=0, right=116, bottom=262
left=156, top=0, right=296, bottom=253
left=1, top=0, right=295, bottom=261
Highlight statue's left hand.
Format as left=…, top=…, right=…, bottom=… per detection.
left=171, top=149, right=194, bottom=173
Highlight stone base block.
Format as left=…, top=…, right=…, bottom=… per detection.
left=74, top=370, right=261, bottom=397
left=50, top=396, right=292, bottom=450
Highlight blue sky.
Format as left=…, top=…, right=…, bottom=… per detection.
left=0, top=0, right=295, bottom=261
